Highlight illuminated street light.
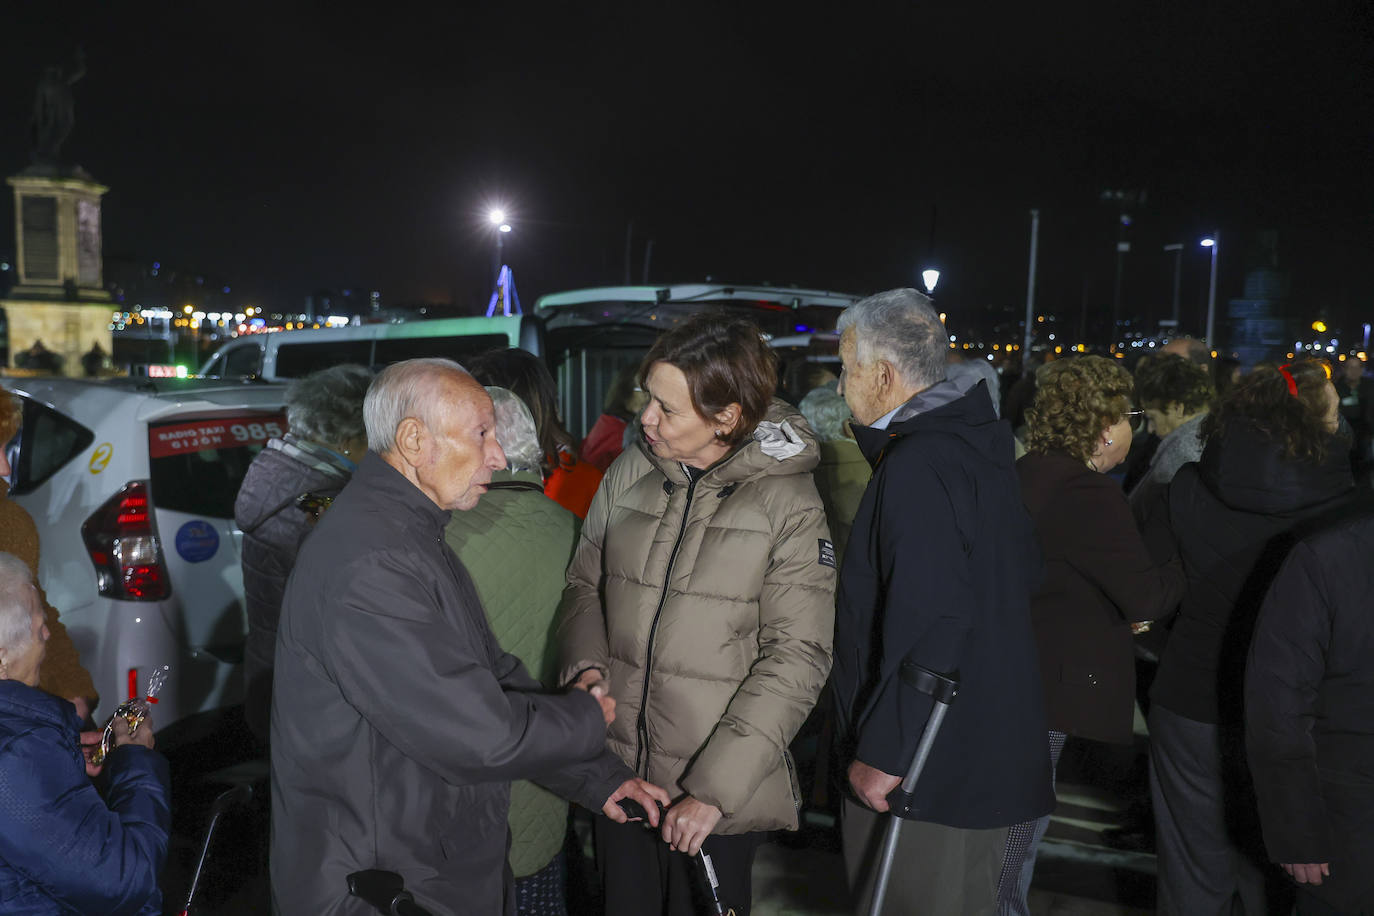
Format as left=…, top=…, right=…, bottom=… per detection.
left=921, top=268, right=941, bottom=295
left=1200, top=234, right=1219, bottom=347
left=488, top=208, right=506, bottom=225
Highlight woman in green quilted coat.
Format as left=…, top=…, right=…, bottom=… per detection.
left=557, top=314, right=836, bottom=916
left=445, top=387, right=581, bottom=916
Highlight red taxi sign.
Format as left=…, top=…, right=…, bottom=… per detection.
left=148, top=415, right=286, bottom=459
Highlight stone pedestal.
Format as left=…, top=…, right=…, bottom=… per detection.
left=3, top=164, right=113, bottom=373
left=1, top=299, right=114, bottom=374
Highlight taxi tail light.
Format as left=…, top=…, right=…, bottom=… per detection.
left=81, top=480, right=171, bottom=600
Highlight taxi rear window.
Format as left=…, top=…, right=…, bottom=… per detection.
left=4, top=397, right=96, bottom=496
left=148, top=414, right=285, bottom=519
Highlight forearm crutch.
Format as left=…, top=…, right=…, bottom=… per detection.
left=866, top=664, right=960, bottom=916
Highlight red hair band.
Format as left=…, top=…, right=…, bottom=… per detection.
left=1278, top=364, right=1299, bottom=398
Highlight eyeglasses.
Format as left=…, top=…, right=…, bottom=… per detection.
left=1124, top=408, right=1147, bottom=433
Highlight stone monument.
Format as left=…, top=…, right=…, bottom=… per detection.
left=2, top=50, right=115, bottom=375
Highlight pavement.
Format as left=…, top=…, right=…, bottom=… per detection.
left=160, top=707, right=1161, bottom=914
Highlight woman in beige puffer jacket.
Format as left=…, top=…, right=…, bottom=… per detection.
left=557, top=313, right=835, bottom=916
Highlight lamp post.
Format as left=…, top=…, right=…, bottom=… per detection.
left=1201, top=234, right=1219, bottom=347
left=1163, top=243, right=1183, bottom=326
left=921, top=268, right=940, bottom=296
left=488, top=209, right=511, bottom=287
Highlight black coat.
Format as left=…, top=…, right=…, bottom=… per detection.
left=1017, top=452, right=1184, bottom=745
left=1246, top=513, right=1374, bottom=912
left=832, top=381, right=1054, bottom=830
left=1150, top=418, right=1356, bottom=726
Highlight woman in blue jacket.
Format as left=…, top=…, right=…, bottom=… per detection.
left=0, top=551, right=170, bottom=915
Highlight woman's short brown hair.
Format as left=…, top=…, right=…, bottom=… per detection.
left=1024, top=355, right=1135, bottom=463
left=640, top=312, right=778, bottom=446
left=1202, top=359, right=1339, bottom=464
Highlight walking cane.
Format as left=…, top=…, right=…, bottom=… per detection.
left=618, top=799, right=734, bottom=915
left=178, top=782, right=254, bottom=916
left=865, top=663, right=959, bottom=916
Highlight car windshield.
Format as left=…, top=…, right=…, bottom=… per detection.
left=148, top=413, right=285, bottom=519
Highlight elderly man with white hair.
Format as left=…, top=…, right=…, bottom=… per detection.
left=829, top=289, right=1053, bottom=914
left=0, top=552, right=169, bottom=913
left=270, top=359, right=667, bottom=916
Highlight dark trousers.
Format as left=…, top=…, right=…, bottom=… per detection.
left=1148, top=705, right=1292, bottom=915
left=594, top=816, right=762, bottom=916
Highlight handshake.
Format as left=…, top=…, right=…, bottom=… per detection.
left=570, top=668, right=617, bottom=724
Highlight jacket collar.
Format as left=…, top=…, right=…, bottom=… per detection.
left=852, top=378, right=987, bottom=467
left=0, top=679, right=80, bottom=733
left=354, top=451, right=452, bottom=531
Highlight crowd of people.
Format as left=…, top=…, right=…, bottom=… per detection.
left=0, top=288, right=1371, bottom=915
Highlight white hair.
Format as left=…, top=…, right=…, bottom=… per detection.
left=836, top=288, right=948, bottom=390
left=798, top=386, right=852, bottom=441
left=486, top=387, right=543, bottom=474
left=364, top=358, right=469, bottom=454
left=0, top=553, right=36, bottom=657
left=285, top=364, right=373, bottom=446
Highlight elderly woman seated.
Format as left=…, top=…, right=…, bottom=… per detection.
left=0, top=552, right=170, bottom=914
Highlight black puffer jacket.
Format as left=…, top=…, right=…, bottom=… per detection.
left=1150, top=418, right=1355, bottom=726
left=234, top=437, right=351, bottom=743
left=1246, top=513, right=1374, bottom=911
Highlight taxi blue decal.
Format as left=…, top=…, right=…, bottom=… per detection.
left=175, top=520, right=220, bottom=563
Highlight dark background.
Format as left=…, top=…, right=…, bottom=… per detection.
left=2, top=3, right=1371, bottom=340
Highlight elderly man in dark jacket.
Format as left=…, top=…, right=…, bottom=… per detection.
left=1246, top=511, right=1374, bottom=914
left=270, top=358, right=667, bottom=916
left=831, top=289, right=1053, bottom=914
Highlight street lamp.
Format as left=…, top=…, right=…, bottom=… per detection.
left=1163, top=243, right=1183, bottom=325
left=1200, top=235, right=1219, bottom=347
left=921, top=268, right=940, bottom=296
left=488, top=209, right=512, bottom=287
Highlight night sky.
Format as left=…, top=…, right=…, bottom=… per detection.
left=2, top=4, right=1371, bottom=340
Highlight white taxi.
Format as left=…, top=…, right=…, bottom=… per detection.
left=1, top=376, right=287, bottom=736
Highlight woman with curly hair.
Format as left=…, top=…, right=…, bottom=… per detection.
left=997, top=356, right=1185, bottom=915
left=1149, top=360, right=1357, bottom=915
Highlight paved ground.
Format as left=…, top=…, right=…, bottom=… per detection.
left=161, top=708, right=1160, bottom=914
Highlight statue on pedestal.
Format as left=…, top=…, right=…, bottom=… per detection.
left=30, top=49, right=86, bottom=165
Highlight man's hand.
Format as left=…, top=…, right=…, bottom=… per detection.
left=1282, top=862, right=1330, bottom=885
left=661, top=795, right=722, bottom=857
left=570, top=675, right=615, bottom=724
left=848, top=760, right=901, bottom=812
left=79, top=730, right=103, bottom=778
left=602, top=778, right=672, bottom=827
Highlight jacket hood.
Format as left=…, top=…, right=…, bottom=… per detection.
left=853, top=379, right=1003, bottom=468
left=235, top=437, right=352, bottom=533
left=637, top=398, right=821, bottom=486
left=1199, top=417, right=1353, bottom=515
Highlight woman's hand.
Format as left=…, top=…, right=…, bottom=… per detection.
left=661, top=795, right=722, bottom=856
left=111, top=714, right=155, bottom=751
left=570, top=671, right=616, bottom=724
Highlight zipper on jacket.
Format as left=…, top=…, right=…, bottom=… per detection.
left=635, top=467, right=698, bottom=775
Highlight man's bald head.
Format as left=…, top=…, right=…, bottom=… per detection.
left=364, top=358, right=482, bottom=455
left=1161, top=337, right=1212, bottom=366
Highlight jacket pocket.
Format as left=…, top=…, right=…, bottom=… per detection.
left=1059, top=664, right=1102, bottom=687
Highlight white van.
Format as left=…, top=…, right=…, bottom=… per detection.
left=198, top=314, right=545, bottom=380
